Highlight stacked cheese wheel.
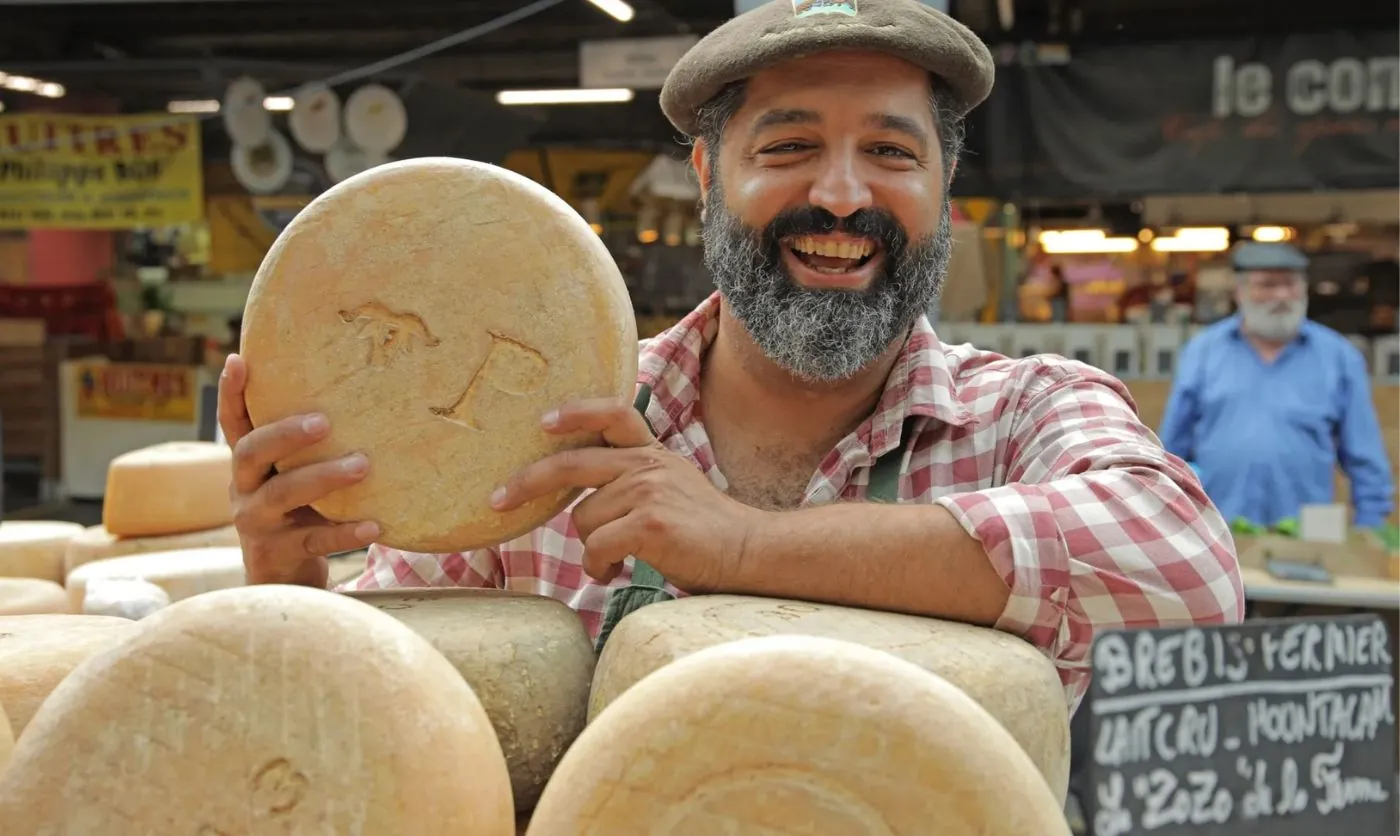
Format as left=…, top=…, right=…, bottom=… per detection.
left=0, top=522, right=85, bottom=616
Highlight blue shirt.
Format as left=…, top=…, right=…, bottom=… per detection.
left=1159, top=316, right=1395, bottom=528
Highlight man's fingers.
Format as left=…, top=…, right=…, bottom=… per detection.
left=231, top=413, right=331, bottom=495
left=217, top=354, right=255, bottom=450
left=494, top=447, right=655, bottom=511
left=569, top=482, right=633, bottom=540
left=253, top=454, right=370, bottom=519
left=579, top=516, right=638, bottom=582
left=542, top=398, right=654, bottom=448
left=296, top=520, right=381, bottom=560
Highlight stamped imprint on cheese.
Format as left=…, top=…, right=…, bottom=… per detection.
left=338, top=301, right=442, bottom=369
left=249, top=757, right=310, bottom=815
left=430, top=332, right=549, bottom=431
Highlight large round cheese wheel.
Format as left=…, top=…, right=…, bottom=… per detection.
left=240, top=157, right=639, bottom=553
left=0, top=521, right=84, bottom=583
left=102, top=441, right=234, bottom=538
left=347, top=588, right=595, bottom=811
left=65, top=547, right=248, bottom=613
left=64, top=524, right=241, bottom=578
left=0, top=614, right=139, bottom=735
left=0, top=578, right=69, bottom=616
left=0, top=585, right=515, bottom=834
left=591, top=595, right=1071, bottom=801
left=528, top=635, right=1071, bottom=836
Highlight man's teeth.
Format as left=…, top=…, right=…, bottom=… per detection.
left=790, top=237, right=874, bottom=260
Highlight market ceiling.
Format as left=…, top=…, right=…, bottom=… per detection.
left=0, top=0, right=1393, bottom=110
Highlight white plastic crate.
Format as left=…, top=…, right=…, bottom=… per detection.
left=1101, top=326, right=1142, bottom=379
left=1141, top=324, right=1186, bottom=379
left=960, top=324, right=1014, bottom=356
left=1008, top=324, right=1059, bottom=359
left=1373, top=334, right=1399, bottom=381
left=1060, top=325, right=1103, bottom=368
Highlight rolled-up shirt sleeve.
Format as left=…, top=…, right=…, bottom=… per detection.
left=334, top=543, right=505, bottom=592
left=935, top=362, right=1244, bottom=704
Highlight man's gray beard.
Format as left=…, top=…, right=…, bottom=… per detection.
left=1240, top=297, right=1307, bottom=342
left=700, top=191, right=954, bottom=384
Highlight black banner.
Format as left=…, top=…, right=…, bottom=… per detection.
left=990, top=31, right=1399, bottom=197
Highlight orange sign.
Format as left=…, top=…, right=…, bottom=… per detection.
left=74, top=362, right=197, bottom=423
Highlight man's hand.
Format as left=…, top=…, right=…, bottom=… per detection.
left=490, top=398, right=763, bottom=591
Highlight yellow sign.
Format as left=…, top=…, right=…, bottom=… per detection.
left=0, top=113, right=204, bottom=230
left=74, top=362, right=197, bottom=423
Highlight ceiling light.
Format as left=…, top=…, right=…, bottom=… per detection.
left=0, top=73, right=65, bottom=98
left=1038, top=229, right=1139, bottom=255
left=262, top=96, right=295, bottom=111
left=168, top=99, right=221, bottom=114
left=496, top=88, right=634, bottom=105
left=1251, top=225, right=1294, bottom=243
left=586, top=0, right=635, bottom=22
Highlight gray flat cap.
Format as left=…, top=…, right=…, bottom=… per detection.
left=1232, top=242, right=1310, bottom=272
left=661, top=0, right=995, bottom=136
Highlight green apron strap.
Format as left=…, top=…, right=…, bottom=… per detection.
left=595, top=383, right=675, bottom=652
left=865, top=417, right=920, bottom=504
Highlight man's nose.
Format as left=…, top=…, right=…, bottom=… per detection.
left=807, top=151, right=873, bottom=220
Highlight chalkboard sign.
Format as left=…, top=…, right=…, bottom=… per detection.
left=1085, top=615, right=1397, bottom=836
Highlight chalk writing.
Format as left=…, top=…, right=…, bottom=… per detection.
left=1085, top=615, right=1396, bottom=835
left=338, top=302, right=441, bottom=369
left=430, top=332, right=548, bottom=430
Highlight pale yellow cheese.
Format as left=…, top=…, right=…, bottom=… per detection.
left=0, top=521, right=84, bottom=583
left=64, top=524, right=241, bottom=577
left=240, top=157, right=639, bottom=553
left=102, top=441, right=234, bottom=538
left=0, top=578, right=70, bottom=616
left=0, top=584, right=516, bottom=834
left=590, top=594, right=1071, bottom=802
left=348, top=588, right=595, bottom=811
left=0, top=614, right=139, bottom=735
left=64, top=546, right=248, bottom=613
left=528, top=635, right=1071, bottom=836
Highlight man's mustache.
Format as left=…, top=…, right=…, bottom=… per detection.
left=760, top=205, right=909, bottom=257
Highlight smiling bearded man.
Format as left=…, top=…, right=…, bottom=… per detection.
left=222, top=0, right=1243, bottom=717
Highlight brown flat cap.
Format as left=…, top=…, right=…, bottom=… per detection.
left=661, top=0, right=995, bottom=136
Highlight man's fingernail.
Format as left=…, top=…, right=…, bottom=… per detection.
left=490, top=486, right=508, bottom=508
left=353, top=522, right=379, bottom=540
left=303, top=414, right=329, bottom=434
left=341, top=453, right=368, bottom=474
left=541, top=410, right=559, bottom=429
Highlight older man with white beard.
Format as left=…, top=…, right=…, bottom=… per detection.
left=219, top=0, right=1242, bottom=712
left=1161, top=241, right=1395, bottom=531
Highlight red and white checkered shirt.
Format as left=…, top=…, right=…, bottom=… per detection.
left=340, top=292, right=1243, bottom=708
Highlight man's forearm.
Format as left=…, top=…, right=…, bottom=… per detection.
left=718, top=502, right=1011, bottom=625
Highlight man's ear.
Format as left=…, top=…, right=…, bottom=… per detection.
left=690, top=140, right=712, bottom=198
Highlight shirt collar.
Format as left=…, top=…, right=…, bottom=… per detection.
left=637, top=292, right=974, bottom=457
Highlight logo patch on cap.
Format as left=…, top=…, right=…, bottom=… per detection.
left=792, top=0, right=859, bottom=17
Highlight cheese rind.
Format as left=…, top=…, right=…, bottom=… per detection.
left=590, top=594, right=1071, bottom=802
left=0, top=521, right=84, bottom=583
left=528, top=635, right=1071, bottom=836
left=0, top=614, right=139, bottom=736
left=64, top=546, right=248, bottom=613
left=64, top=524, right=241, bottom=578
left=0, top=699, right=13, bottom=775
left=0, top=578, right=70, bottom=616
left=241, top=157, right=639, bottom=553
left=101, top=441, right=234, bottom=538
left=0, top=585, right=516, bottom=834
left=347, top=588, right=595, bottom=811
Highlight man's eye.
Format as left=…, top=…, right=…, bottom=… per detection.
left=871, top=145, right=914, bottom=158
left=759, top=142, right=811, bottom=154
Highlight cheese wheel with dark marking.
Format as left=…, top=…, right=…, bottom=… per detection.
left=241, top=157, right=638, bottom=553
left=347, top=588, right=595, bottom=811
left=0, top=585, right=515, bottom=834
